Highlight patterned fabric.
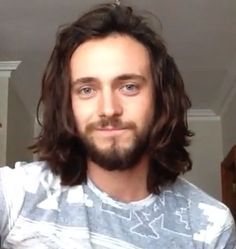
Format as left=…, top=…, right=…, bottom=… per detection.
left=0, top=161, right=235, bottom=249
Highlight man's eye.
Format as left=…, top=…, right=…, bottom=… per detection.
left=120, top=83, right=139, bottom=95
left=78, top=87, right=95, bottom=97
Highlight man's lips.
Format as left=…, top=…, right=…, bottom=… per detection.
left=96, top=126, right=126, bottom=131
left=94, top=127, right=127, bottom=136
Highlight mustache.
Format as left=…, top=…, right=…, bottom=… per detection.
left=85, top=117, right=137, bottom=133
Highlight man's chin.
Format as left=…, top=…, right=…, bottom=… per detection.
left=90, top=154, right=136, bottom=171
left=81, top=129, right=150, bottom=171
left=87, top=144, right=144, bottom=171
left=91, top=145, right=131, bottom=159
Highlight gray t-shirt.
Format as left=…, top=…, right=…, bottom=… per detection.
left=0, top=161, right=235, bottom=249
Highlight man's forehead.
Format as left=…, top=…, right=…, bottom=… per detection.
left=70, top=34, right=152, bottom=81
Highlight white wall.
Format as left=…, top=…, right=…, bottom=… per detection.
left=185, top=118, right=223, bottom=200
left=6, top=79, right=34, bottom=167
left=0, top=77, right=9, bottom=165
left=221, top=86, right=236, bottom=157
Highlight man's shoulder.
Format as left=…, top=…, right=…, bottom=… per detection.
left=157, top=177, right=235, bottom=245
left=166, top=177, right=234, bottom=231
left=1, top=160, right=48, bottom=171
left=0, top=161, right=52, bottom=185
left=15, top=160, right=50, bottom=174
left=171, top=177, right=226, bottom=209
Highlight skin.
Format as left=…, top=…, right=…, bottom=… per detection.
left=70, top=34, right=155, bottom=202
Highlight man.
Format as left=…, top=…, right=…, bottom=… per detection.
left=0, top=2, right=235, bottom=249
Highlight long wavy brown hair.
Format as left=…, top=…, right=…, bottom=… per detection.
left=30, top=3, right=194, bottom=193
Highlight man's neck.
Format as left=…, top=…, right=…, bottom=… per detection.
left=87, top=156, right=150, bottom=203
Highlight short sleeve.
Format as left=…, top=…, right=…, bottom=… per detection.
left=213, top=210, right=236, bottom=249
left=224, top=224, right=236, bottom=249
left=0, top=162, right=26, bottom=246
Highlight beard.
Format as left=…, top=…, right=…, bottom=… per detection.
left=79, top=116, right=152, bottom=171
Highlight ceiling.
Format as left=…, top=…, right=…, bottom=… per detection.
left=0, top=0, right=236, bottom=118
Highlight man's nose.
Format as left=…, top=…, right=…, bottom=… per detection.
left=98, top=90, right=123, bottom=117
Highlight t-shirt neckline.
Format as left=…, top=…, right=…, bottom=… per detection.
left=86, top=177, right=156, bottom=209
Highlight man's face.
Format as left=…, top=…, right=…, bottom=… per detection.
left=70, top=34, right=155, bottom=170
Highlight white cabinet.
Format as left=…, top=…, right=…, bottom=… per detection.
left=0, top=61, right=21, bottom=166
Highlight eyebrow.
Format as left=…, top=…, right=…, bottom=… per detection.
left=71, top=77, right=97, bottom=86
left=115, top=74, right=146, bottom=82
left=71, top=74, right=147, bottom=86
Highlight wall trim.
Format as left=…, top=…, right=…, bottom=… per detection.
left=0, top=61, right=21, bottom=71
left=188, top=109, right=221, bottom=121
left=0, top=61, right=21, bottom=78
